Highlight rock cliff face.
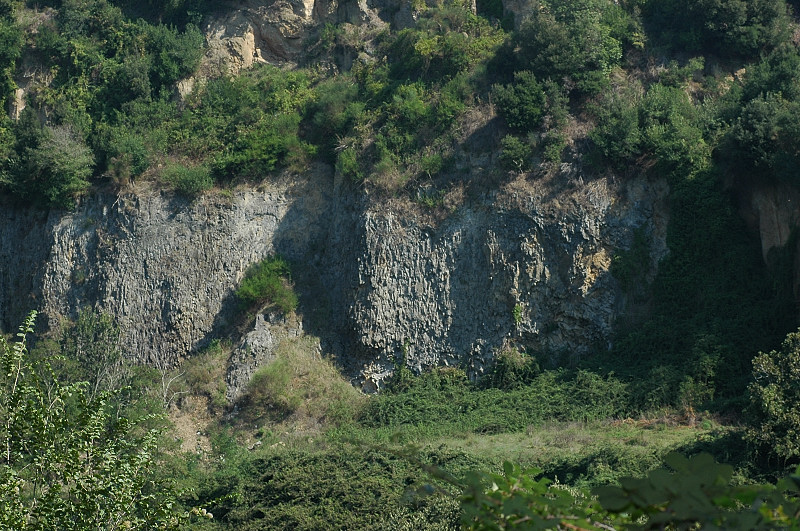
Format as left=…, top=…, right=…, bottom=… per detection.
left=352, top=173, right=669, bottom=388
left=197, top=0, right=387, bottom=78
left=737, top=182, right=800, bottom=309
left=0, top=163, right=669, bottom=393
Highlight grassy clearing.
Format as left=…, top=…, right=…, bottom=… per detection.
left=427, top=419, right=736, bottom=487
left=163, top=338, right=756, bottom=529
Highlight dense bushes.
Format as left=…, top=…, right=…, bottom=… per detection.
left=10, top=122, right=94, bottom=209
left=643, top=0, right=791, bottom=57
left=361, top=367, right=629, bottom=435
left=747, top=329, right=800, bottom=464
left=511, top=0, right=628, bottom=95
left=0, top=0, right=206, bottom=207
left=235, top=256, right=298, bottom=314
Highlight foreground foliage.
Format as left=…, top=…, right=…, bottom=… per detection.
left=462, top=453, right=800, bottom=530
left=0, top=312, right=189, bottom=530
left=747, top=328, right=800, bottom=465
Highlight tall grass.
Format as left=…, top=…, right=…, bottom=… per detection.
left=239, top=336, right=364, bottom=426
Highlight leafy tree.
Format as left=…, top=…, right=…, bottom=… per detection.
left=0, top=312, right=193, bottom=529
left=644, top=0, right=791, bottom=58
left=725, top=93, right=800, bottom=186
left=13, top=124, right=94, bottom=209
left=747, top=328, right=800, bottom=464
left=515, top=0, right=623, bottom=95
left=492, top=71, right=545, bottom=134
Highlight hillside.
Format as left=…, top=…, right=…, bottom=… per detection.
left=2, top=0, right=800, bottom=528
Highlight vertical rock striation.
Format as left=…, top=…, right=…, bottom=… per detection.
left=0, top=168, right=669, bottom=393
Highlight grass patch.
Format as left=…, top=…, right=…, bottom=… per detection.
left=239, top=336, right=365, bottom=427
left=161, top=162, right=213, bottom=197
left=182, top=339, right=229, bottom=413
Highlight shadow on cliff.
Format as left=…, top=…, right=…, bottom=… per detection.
left=204, top=167, right=366, bottom=371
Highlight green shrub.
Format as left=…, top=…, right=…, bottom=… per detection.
left=493, top=71, right=545, bottom=134
left=483, top=347, right=540, bottom=390
left=336, top=146, right=363, bottom=181
left=747, top=329, right=800, bottom=464
left=639, top=83, right=710, bottom=180
left=162, top=163, right=213, bottom=197
left=213, top=113, right=307, bottom=178
left=307, top=77, right=363, bottom=160
left=142, top=21, right=205, bottom=91
left=235, top=256, right=298, bottom=314
left=499, top=134, right=533, bottom=172
left=15, top=124, right=94, bottom=209
left=0, top=16, right=23, bottom=110
left=215, top=445, right=468, bottom=531
left=419, top=153, right=444, bottom=178
left=659, top=56, right=705, bottom=87
left=103, top=126, right=151, bottom=181
left=384, top=5, right=505, bottom=82
left=542, top=132, right=566, bottom=164
left=589, top=87, right=642, bottom=171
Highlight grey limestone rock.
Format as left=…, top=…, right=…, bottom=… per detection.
left=0, top=166, right=669, bottom=396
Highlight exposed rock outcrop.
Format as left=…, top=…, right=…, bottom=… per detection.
left=353, top=173, right=669, bottom=387
left=197, top=0, right=387, bottom=77
left=0, top=165, right=669, bottom=393
left=227, top=311, right=305, bottom=401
